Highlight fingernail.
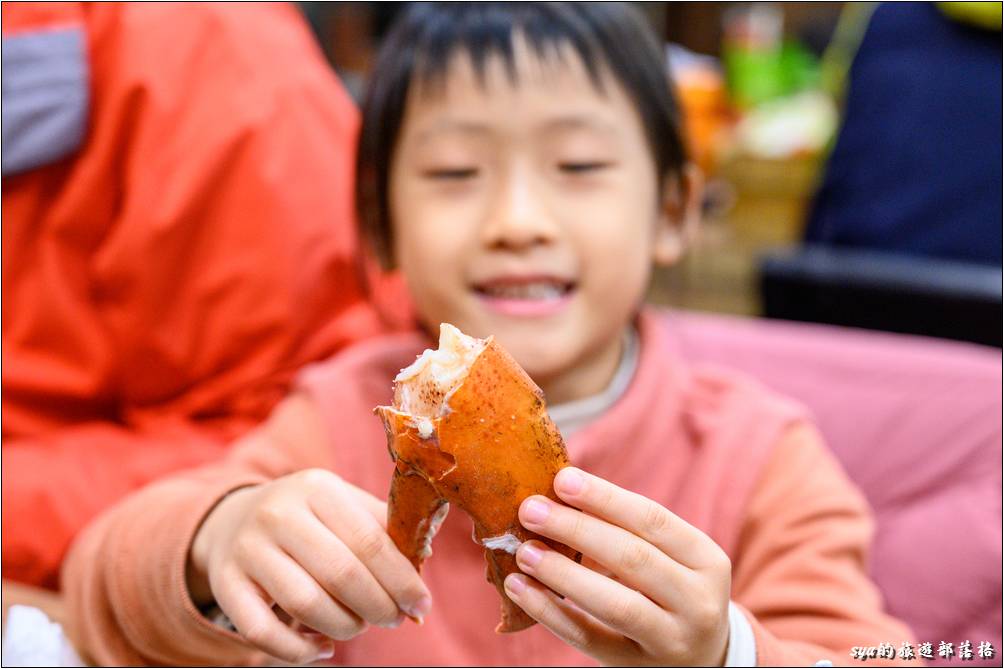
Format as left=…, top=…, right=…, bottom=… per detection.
left=404, top=594, right=432, bottom=620
left=315, top=643, right=335, bottom=660
left=556, top=468, right=585, bottom=495
left=517, top=542, right=543, bottom=569
left=521, top=498, right=550, bottom=525
left=505, top=573, right=527, bottom=596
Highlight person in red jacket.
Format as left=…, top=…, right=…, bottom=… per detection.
left=1, top=2, right=411, bottom=589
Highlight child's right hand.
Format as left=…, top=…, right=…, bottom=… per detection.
left=186, top=469, right=432, bottom=664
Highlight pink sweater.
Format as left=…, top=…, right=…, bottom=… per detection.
left=62, top=310, right=915, bottom=665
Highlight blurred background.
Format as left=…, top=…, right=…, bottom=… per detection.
left=303, top=1, right=1003, bottom=347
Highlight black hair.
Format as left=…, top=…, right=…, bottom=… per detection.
left=356, top=1, right=687, bottom=266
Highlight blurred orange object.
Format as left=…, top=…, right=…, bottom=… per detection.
left=1, top=2, right=411, bottom=589
left=670, top=46, right=731, bottom=175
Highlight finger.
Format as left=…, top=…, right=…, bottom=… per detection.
left=274, top=507, right=405, bottom=627
left=214, top=571, right=333, bottom=664
left=519, top=495, right=696, bottom=611
left=343, top=481, right=389, bottom=530
left=552, top=467, right=717, bottom=569
left=514, top=540, right=672, bottom=650
left=503, top=572, right=626, bottom=661
left=245, top=545, right=368, bottom=642
left=309, top=485, right=432, bottom=620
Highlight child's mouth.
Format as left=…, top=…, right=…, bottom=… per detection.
left=472, top=277, right=576, bottom=317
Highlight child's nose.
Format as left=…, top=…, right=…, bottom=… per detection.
left=481, top=169, right=559, bottom=251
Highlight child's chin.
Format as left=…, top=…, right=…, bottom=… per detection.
left=500, top=341, right=574, bottom=386
left=456, top=311, right=579, bottom=379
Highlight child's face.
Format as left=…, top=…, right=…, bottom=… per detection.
left=389, top=40, right=698, bottom=402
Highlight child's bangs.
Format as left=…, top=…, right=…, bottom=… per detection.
left=406, top=3, right=609, bottom=96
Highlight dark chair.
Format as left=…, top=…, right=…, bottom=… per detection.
left=759, top=244, right=1002, bottom=347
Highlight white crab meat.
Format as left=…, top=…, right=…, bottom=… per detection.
left=480, top=532, right=522, bottom=555
left=394, top=324, right=486, bottom=419
left=415, top=503, right=450, bottom=559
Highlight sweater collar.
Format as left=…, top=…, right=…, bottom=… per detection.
left=548, top=326, right=640, bottom=438
left=562, top=309, right=689, bottom=484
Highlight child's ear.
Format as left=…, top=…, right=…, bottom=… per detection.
left=653, top=163, right=703, bottom=266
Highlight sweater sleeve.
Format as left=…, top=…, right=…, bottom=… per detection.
left=731, top=422, right=920, bottom=667
left=60, top=393, right=333, bottom=666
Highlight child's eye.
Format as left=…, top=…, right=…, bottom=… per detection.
left=423, top=167, right=480, bottom=180
left=558, top=161, right=611, bottom=174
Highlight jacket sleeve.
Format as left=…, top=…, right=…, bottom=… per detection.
left=61, top=393, right=335, bottom=666
left=2, top=3, right=402, bottom=589
left=731, top=423, right=920, bottom=666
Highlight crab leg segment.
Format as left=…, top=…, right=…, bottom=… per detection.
left=376, top=324, right=579, bottom=633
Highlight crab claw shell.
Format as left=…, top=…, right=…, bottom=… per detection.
left=376, top=325, right=580, bottom=633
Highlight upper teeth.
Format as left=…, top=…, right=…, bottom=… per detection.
left=481, top=282, right=566, bottom=300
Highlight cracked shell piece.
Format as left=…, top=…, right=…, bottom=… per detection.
left=375, top=324, right=580, bottom=632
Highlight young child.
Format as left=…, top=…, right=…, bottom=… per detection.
left=62, top=4, right=915, bottom=666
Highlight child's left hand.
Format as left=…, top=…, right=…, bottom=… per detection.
left=506, top=467, right=732, bottom=666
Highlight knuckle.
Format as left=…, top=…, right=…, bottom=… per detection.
left=565, top=625, right=590, bottom=651
left=641, top=501, right=671, bottom=537
left=534, top=591, right=560, bottom=623
left=618, top=542, right=652, bottom=574
left=326, top=555, right=363, bottom=587
left=693, top=601, right=722, bottom=632
left=284, top=586, right=325, bottom=619
left=351, top=527, right=388, bottom=563
left=607, top=597, right=642, bottom=631
left=545, top=551, right=572, bottom=583
left=298, top=467, right=338, bottom=490
left=597, top=484, right=617, bottom=514
left=253, top=500, right=287, bottom=530
left=562, top=618, right=591, bottom=651
left=241, top=619, right=276, bottom=650
left=667, top=635, right=690, bottom=659
left=232, top=533, right=259, bottom=562
left=564, top=511, right=587, bottom=541
left=676, top=532, right=700, bottom=559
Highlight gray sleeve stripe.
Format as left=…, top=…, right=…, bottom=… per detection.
left=2, top=27, right=89, bottom=176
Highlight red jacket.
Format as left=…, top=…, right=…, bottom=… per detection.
left=1, top=2, right=411, bottom=588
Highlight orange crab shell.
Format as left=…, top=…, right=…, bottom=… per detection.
left=376, top=336, right=580, bottom=633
